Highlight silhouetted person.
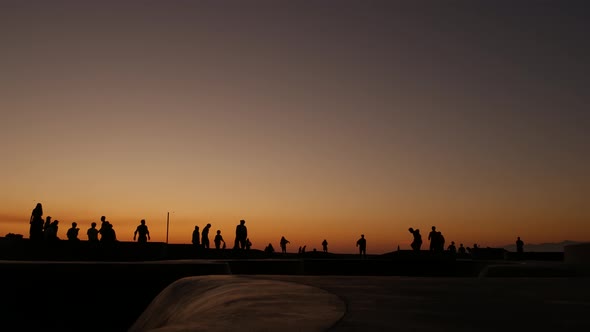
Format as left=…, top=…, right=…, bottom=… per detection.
left=43, top=215, right=52, bottom=233
left=458, top=243, right=466, bottom=254
left=245, top=238, right=252, bottom=250
left=214, top=230, right=225, bottom=249
left=87, top=222, right=99, bottom=242
left=447, top=241, right=456, bottom=254
left=516, top=237, right=524, bottom=254
left=356, top=234, right=367, bottom=258
left=100, top=221, right=117, bottom=243
left=428, top=226, right=439, bottom=251
left=45, top=220, right=59, bottom=241
left=280, top=236, right=290, bottom=254
left=134, top=219, right=150, bottom=243
left=108, top=222, right=117, bottom=242
left=408, top=228, right=422, bottom=251
left=98, top=216, right=108, bottom=242
left=192, top=226, right=200, bottom=247
left=234, top=219, right=248, bottom=249
left=322, top=239, right=328, bottom=253
left=265, top=243, right=275, bottom=254
left=436, top=231, right=445, bottom=252
left=66, top=222, right=80, bottom=241
left=29, top=203, right=44, bottom=241
left=302, top=245, right=306, bottom=253
left=202, top=223, right=211, bottom=249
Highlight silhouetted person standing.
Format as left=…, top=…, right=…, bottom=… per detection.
left=408, top=228, right=422, bottom=251
left=356, top=234, right=367, bottom=258
left=192, top=226, right=200, bottom=247
left=322, top=239, right=328, bottom=253
left=214, top=230, right=226, bottom=249
left=87, top=222, right=99, bottom=242
left=29, top=203, right=44, bottom=241
left=516, top=237, right=524, bottom=254
left=234, top=219, right=248, bottom=249
left=428, top=226, right=438, bottom=251
left=134, top=219, right=150, bottom=243
left=66, top=222, right=80, bottom=241
left=280, top=236, right=290, bottom=254
left=432, top=230, right=445, bottom=253
left=98, top=216, right=108, bottom=242
left=202, top=223, right=211, bottom=249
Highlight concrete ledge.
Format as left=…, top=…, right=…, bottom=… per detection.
left=478, top=262, right=588, bottom=277
left=221, top=259, right=305, bottom=275
left=564, top=242, right=590, bottom=265
left=0, top=259, right=231, bottom=281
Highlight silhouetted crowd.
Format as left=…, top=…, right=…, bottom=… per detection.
left=22, top=202, right=526, bottom=258
left=29, top=203, right=122, bottom=244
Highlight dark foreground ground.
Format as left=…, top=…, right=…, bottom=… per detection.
left=255, top=275, right=590, bottom=332
left=1, top=238, right=586, bottom=331
left=1, top=258, right=590, bottom=332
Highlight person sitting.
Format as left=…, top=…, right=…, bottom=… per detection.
left=66, top=222, right=80, bottom=241
left=214, top=230, right=226, bottom=250
left=87, top=222, right=99, bottom=242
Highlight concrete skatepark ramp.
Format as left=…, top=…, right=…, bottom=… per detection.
left=129, top=275, right=345, bottom=332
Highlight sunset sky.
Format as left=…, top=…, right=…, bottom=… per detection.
left=1, top=1, right=588, bottom=253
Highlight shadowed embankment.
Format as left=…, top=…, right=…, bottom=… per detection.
left=0, top=260, right=230, bottom=331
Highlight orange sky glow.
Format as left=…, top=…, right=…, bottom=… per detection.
left=1, top=1, right=588, bottom=253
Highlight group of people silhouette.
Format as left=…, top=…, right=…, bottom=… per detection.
left=264, top=237, right=332, bottom=255
left=192, top=219, right=252, bottom=251
left=28, top=203, right=151, bottom=245
left=26, top=203, right=525, bottom=256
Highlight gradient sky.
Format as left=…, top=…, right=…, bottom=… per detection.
left=1, top=1, right=588, bottom=253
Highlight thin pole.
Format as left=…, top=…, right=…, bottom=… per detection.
left=166, top=212, right=169, bottom=244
